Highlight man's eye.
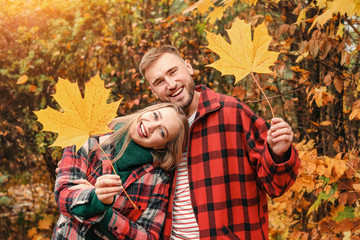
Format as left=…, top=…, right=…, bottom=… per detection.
left=153, top=112, right=158, bottom=120
left=159, top=128, right=165, bottom=137
left=170, top=70, right=176, bottom=75
left=155, top=80, right=164, bottom=86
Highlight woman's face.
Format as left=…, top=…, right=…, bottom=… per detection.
left=129, top=107, right=181, bottom=149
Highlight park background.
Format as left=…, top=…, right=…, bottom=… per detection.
left=0, top=0, right=359, bottom=239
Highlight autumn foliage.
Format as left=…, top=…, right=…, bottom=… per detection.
left=0, top=0, right=359, bottom=239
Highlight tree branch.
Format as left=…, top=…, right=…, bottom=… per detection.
left=346, top=18, right=360, bottom=37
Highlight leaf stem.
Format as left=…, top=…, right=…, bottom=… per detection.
left=251, top=72, right=275, bottom=118
left=90, top=135, right=139, bottom=210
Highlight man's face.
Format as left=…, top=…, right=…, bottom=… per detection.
left=145, top=53, right=195, bottom=112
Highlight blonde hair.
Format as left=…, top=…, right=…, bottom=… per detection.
left=139, top=45, right=182, bottom=78
left=102, top=102, right=189, bottom=171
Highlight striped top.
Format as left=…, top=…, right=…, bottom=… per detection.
left=171, top=112, right=199, bottom=240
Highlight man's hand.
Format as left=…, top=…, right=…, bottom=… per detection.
left=94, top=174, right=123, bottom=205
left=267, top=117, right=294, bottom=159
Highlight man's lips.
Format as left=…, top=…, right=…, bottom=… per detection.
left=170, top=87, right=183, bottom=97
left=137, top=122, right=148, bottom=138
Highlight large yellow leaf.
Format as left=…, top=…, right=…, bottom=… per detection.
left=206, top=18, right=280, bottom=84
left=34, top=74, right=121, bottom=150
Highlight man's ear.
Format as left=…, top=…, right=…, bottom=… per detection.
left=150, top=87, right=159, bottom=98
left=184, top=59, right=194, bottom=75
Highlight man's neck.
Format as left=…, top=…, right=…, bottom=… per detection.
left=185, top=90, right=200, bottom=118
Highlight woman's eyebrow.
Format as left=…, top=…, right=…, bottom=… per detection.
left=156, top=110, right=163, bottom=119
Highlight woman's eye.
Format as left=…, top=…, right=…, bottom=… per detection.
left=153, top=112, right=158, bottom=120
left=159, top=128, right=165, bottom=138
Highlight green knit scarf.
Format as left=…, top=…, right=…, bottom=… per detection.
left=112, top=124, right=153, bottom=183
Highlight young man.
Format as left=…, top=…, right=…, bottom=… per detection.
left=139, top=45, right=300, bottom=240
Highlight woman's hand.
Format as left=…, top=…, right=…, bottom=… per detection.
left=69, top=179, right=94, bottom=190
left=94, top=174, right=123, bottom=205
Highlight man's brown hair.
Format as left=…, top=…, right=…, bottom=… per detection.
left=139, top=45, right=182, bottom=78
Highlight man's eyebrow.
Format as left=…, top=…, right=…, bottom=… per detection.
left=156, top=110, right=169, bottom=137
left=152, top=76, right=163, bottom=85
left=151, top=66, right=178, bottom=85
left=167, top=66, right=177, bottom=74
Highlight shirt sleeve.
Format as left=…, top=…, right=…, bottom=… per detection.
left=54, top=138, right=106, bottom=224
left=241, top=104, right=301, bottom=198
left=72, top=190, right=111, bottom=218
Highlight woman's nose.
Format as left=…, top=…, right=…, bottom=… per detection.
left=146, top=122, right=159, bottom=133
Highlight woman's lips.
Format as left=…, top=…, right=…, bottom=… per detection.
left=137, top=122, right=148, bottom=138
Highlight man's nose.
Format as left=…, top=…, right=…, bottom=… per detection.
left=165, top=78, right=176, bottom=90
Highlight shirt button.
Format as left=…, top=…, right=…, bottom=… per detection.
left=81, top=226, right=86, bottom=232
left=114, top=226, right=118, bottom=230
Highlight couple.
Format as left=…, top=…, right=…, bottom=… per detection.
left=52, top=45, right=300, bottom=240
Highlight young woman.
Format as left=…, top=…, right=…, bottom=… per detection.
left=52, top=102, right=189, bottom=240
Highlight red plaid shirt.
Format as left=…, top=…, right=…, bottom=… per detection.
left=52, top=136, right=170, bottom=240
left=163, top=85, right=300, bottom=240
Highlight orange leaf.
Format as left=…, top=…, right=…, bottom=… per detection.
left=353, top=183, right=360, bottom=191
left=320, top=121, right=332, bottom=126
left=232, top=86, right=246, bottom=100
left=29, top=85, right=37, bottom=93
left=27, top=227, right=37, bottom=238
left=323, top=73, right=332, bottom=86
left=334, top=75, right=343, bottom=93
left=349, top=108, right=360, bottom=121
left=38, top=215, right=53, bottom=230
left=17, top=75, right=28, bottom=84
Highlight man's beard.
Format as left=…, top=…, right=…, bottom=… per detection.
left=180, top=84, right=194, bottom=112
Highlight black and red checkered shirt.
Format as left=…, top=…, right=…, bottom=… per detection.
left=163, top=85, right=300, bottom=240
left=53, top=136, right=170, bottom=239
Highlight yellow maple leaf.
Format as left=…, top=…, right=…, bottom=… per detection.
left=183, top=0, right=214, bottom=15
left=206, top=0, right=235, bottom=24
left=34, top=73, right=121, bottom=150
left=206, top=18, right=280, bottom=84
left=310, top=0, right=360, bottom=32
left=206, top=5, right=227, bottom=24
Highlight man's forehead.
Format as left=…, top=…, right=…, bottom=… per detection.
left=147, top=57, right=178, bottom=75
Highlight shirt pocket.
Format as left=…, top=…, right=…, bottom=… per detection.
left=125, top=202, right=148, bottom=222
left=117, top=200, right=148, bottom=222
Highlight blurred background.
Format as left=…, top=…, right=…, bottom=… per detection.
left=0, top=0, right=359, bottom=239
